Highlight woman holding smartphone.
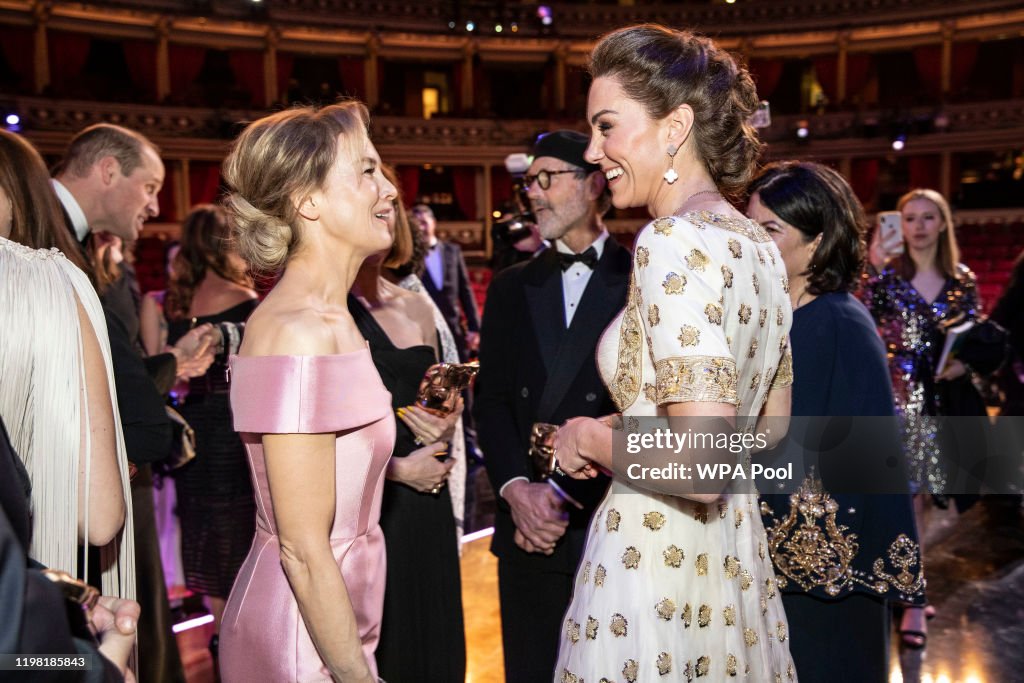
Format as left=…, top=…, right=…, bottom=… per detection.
left=861, top=188, right=978, bottom=649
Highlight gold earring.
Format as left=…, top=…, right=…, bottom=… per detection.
left=663, top=146, right=679, bottom=185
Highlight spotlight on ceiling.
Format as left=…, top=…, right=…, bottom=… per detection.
left=465, top=20, right=475, bottom=32
left=891, top=133, right=906, bottom=151
left=795, top=120, right=809, bottom=140
left=5, top=113, right=20, bottom=126
left=537, top=6, right=553, bottom=26
left=495, top=23, right=503, bottom=33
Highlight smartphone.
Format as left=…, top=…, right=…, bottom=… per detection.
left=877, top=211, right=905, bottom=256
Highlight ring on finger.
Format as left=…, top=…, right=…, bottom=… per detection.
left=414, top=435, right=425, bottom=446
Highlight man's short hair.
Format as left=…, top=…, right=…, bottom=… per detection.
left=61, top=124, right=160, bottom=178
left=410, top=203, right=434, bottom=218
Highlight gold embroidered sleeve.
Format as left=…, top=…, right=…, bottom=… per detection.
left=655, top=356, right=739, bottom=406
left=770, top=343, right=793, bottom=389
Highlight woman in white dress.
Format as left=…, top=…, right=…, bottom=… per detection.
left=552, top=25, right=797, bottom=682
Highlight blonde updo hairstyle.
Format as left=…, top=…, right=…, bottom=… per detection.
left=590, top=24, right=763, bottom=202
left=222, top=101, right=370, bottom=272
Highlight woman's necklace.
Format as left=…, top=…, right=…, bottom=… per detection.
left=675, top=188, right=722, bottom=214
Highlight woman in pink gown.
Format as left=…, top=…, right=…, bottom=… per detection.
left=217, top=101, right=399, bottom=683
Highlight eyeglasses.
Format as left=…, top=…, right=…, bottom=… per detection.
left=523, top=169, right=584, bottom=191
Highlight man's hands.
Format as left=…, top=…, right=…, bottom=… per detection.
left=503, top=480, right=568, bottom=555
left=168, top=323, right=216, bottom=381
left=91, top=595, right=141, bottom=683
left=553, top=417, right=603, bottom=480
left=387, top=442, right=455, bottom=494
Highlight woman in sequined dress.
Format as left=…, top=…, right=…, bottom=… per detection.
left=860, top=187, right=978, bottom=649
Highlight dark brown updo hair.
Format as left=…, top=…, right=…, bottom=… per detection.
left=164, top=204, right=252, bottom=321
left=589, top=24, right=763, bottom=201
left=222, top=101, right=370, bottom=272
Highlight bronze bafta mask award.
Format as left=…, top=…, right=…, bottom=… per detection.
left=528, top=422, right=559, bottom=481
left=415, top=361, right=480, bottom=416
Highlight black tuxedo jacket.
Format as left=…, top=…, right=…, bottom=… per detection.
left=474, top=238, right=631, bottom=573
left=58, top=205, right=172, bottom=465
left=422, top=241, right=481, bottom=357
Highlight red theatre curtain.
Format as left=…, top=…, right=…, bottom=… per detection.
left=950, top=42, right=978, bottom=95
left=850, top=158, right=879, bottom=207
left=451, top=167, right=477, bottom=220
left=813, top=55, right=838, bottom=103
left=0, top=25, right=34, bottom=91
left=490, top=166, right=512, bottom=209
left=189, top=161, right=223, bottom=207
left=229, top=50, right=265, bottom=106
left=747, top=58, right=784, bottom=101
left=122, top=40, right=158, bottom=103
left=908, top=155, right=941, bottom=192
left=913, top=45, right=943, bottom=98
left=168, top=44, right=207, bottom=101
left=276, top=52, right=294, bottom=103
left=338, top=56, right=365, bottom=99
left=46, top=31, right=90, bottom=95
left=397, top=166, right=420, bottom=207
left=846, top=53, right=871, bottom=100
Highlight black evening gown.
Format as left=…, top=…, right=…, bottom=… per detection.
left=349, top=295, right=467, bottom=683
left=167, top=299, right=257, bottom=599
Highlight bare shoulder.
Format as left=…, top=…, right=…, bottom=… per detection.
left=241, top=296, right=363, bottom=358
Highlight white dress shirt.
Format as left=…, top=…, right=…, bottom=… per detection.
left=51, top=179, right=90, bottom=243
left=555, top=230, right=610, bottom=327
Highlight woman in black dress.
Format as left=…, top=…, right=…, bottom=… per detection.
left=165, top=204, right=258, bottom=652
left=748, top=162, right=925, bottom=682
left=349, top=187, right=466, bottom=683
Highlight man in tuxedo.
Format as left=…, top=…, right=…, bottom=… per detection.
left=411, top=203, right=482, bottom=361
left=53, top=124, right=208, bottom=683
left=474, top=130, right=630, bottom=682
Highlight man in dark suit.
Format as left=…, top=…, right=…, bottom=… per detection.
left=474, top=130, right=631, bottom=682
left=411, top=203, right=482, bottom=361
left=53, top=124, right=212, bottom=683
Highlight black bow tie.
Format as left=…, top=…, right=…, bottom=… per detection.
left=558, top=246, right=598, bottom=271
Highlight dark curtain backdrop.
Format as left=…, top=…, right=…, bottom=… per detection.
left=0, top=24, right=35, bottom=91
left=228, top=49, right=264, bottom=106
left=168, top=44, right=207, bottom=101
left=397, top=166, right=420, bottom=207
left=189, top=161, right=222, bottom=207
left=748, top=58, right=784, bottom=100
left=338, top=56, right=365, bottom=99
left=122, top=39, right=158, bottom=103
left=46, top=31, right=90, bottom=95
left=451, top=167, right=477, bottom=220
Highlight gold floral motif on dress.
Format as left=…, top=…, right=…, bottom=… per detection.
left=772, top=346, right=793, bottom=388
left=760, top=593, right=768, bottom=616
left=655, top=356, right=739, bottom=406
left=643, top=511, right=666, bottom=531
left=636, top=245, right=650, bottom=268
left=752, top=272, right=760, bottom=294
left=678, top=325, right=701, bottom=348
left=566, top=618, right=580, bottom=644
left=705, top=302, right=723, bottom=325
left=750, top=373, right=761, bottom=391
left=696, top=553, right=709, bottom=575
left=686, top=248, right=710, bottom=272
left=656, top=598, right=676, bottom=620
left=586, top=616, right=599, bottom=640
left=718, top=502, right=728, bottom=518
left=724, top=555, right=741, bottom=579
left=684, top=660, right=694, bottom=682
left=664, top=545, right=684, bottom=568
left=696, top=655, right=710, bottom=677
left=726, top=654, right=738, bottom=676
left=622, top=546, right=641, bottom=569
left=610, top=613, right=628, bottom=637
left=694, top=503, right=709, bottom=524
left=759, top=307, right=768, bottom=328
left=765, top=577, right=777, bottom=599
left=777, top=621, right=788, bottom=642
left=739, top=570, right=753, bottom=590
left=748, top=338, right=759, bottom=359
left=680, top=210, right=772, bottom=243
left=663, top=272, right=687, bottom=295
left=653, top=216, right=674, bottom=235
left=744, top=628, right=759, bottom=646
left=609, top=275, right=642, bottom=411
left=657, top=652, right=672, bottom=676
left=582, top=561, right=591, bottom=584
left=606, top=508, right=621, bottom=532
left=728, top=238, right=742, bottom=259
left=762, top=476, right=859, bottom=596
left=644, top=383, right=658, bottom=403
left=870, top=534, right=926, bottom=598
left=623, top=659, right=639, bottom=683
left=681, top=602, right=692, bottom=627
left=738, top=304, right=752, bottom=324
left=788, top=663, right=795, bottom=680
left=757, top=249, right=766, bottom=266
left=735, top=510, right=744, bottom=528
left=721, top=264, right=734, bottom=288
left=698, top=604, right=712, bottom=627
left=648, top=303, right=660, bottom=327
left=594, top=564, right=607, bottom=587
left=781, top=276, right=790, bottom=293
left=560, top=670, right=579, bottom=683
left=723, top=605, right=736, bottom=626
left=776, top=306, right=785, bottom=326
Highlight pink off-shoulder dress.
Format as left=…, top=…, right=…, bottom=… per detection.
left=220, top=351, right=395, bottom=683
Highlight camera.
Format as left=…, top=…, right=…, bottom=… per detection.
left=492, top=152, right=537, bottom=247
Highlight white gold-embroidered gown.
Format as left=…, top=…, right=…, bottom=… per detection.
left=554, top=212, right=797, bottom=682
